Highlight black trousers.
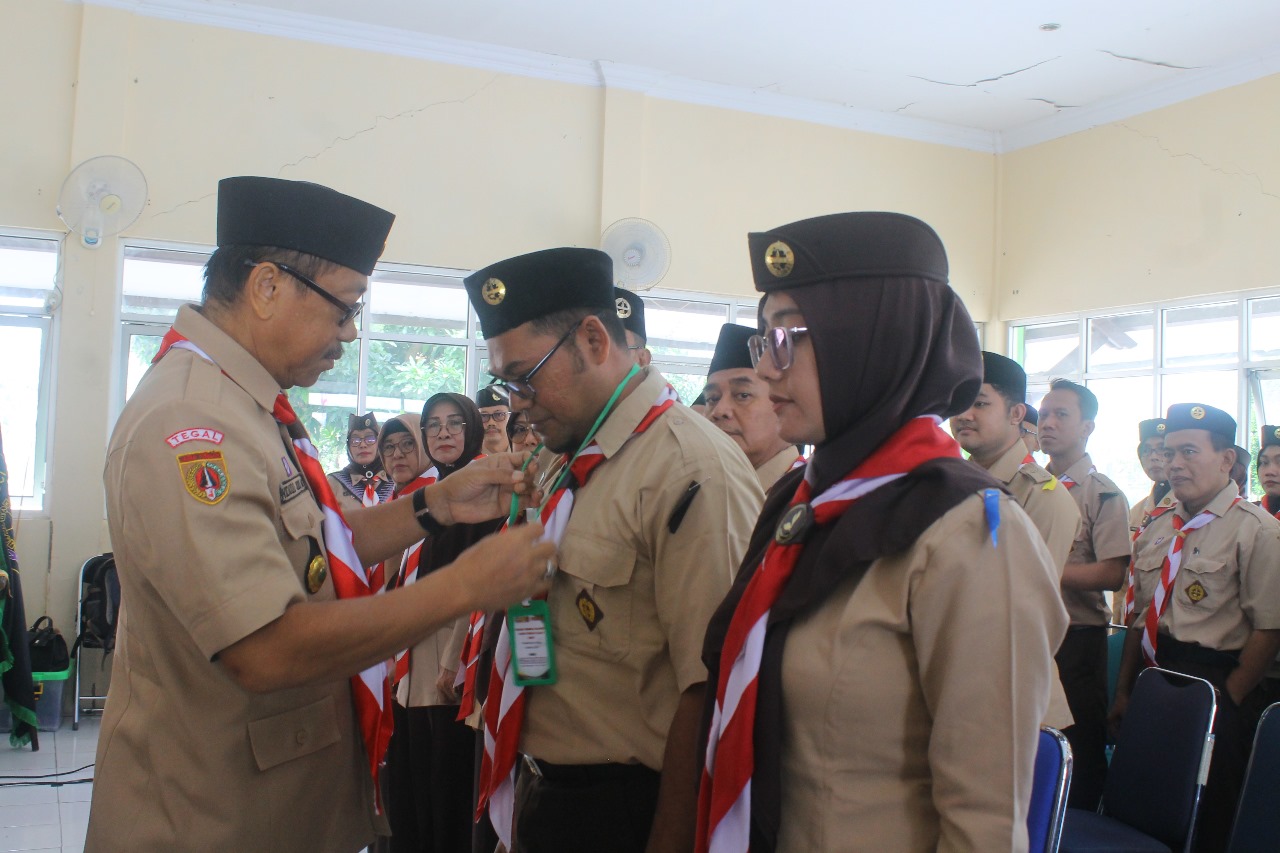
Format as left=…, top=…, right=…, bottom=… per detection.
left=514, top=760, right=661, bottom=853
left=385, top=702, right=477, bottom=853
left=1056, top=625, right=1110, bottom=810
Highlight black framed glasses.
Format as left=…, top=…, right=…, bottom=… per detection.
left=479, top=411, right=512, bottom=424
left=243, top=259, right=363, bottom=327
left=380, top=438, right=417, bottom=457
left=424, top=417, right=467, bottom=437
left=511, top=423, right=532, bottom=437
left=749, top=325, right=810, bottom=371
left=348, top=436, right=378, bottom=448
left=500, top=320, right=582, bottom=401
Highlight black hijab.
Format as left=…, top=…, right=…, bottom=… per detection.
left=420, top=393, right=485, bottom=479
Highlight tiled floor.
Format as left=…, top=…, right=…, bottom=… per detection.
left=0, top=715, right=98, bottom=853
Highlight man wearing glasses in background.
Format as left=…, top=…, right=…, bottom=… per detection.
left=464, top=247, right=761, bottom=853
left=476, top=385, right=513, bottom=455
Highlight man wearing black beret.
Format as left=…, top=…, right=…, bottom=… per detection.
left=1113, top=417, right=1176, bottom=625
left=475, top=385, right=513, bottom=456
left=615, top=286, right=652, bottom=367
left=703, top=323, right=800, bottom=491
left=466, top=247, right=760, bottom=853
left=1113, top=403, right=1280, bottom=849
left=1022, top=403, right=1041, bottom=454
left=89, top=177, right=553, bottom=852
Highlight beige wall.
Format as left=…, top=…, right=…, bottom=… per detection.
left=3, top=2, right=997, bottom=639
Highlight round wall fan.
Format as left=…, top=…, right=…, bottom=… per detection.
left=601, top=218, right=671, bottom=290
left=57, top=156, right=148, bottom=248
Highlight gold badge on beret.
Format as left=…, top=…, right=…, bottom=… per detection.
left=774, top=503, right=813, bottom=545
left=482, top=277, right=506, bottom=306
left=1273, top=427, right=1280, bottom=440
left=1190, top=406, right=1206, bottom=420
left=1186, top=580, right=1207, bottom=603
left=764, top=241, right=794, bottom=278
left=575, top=589, right=603, bottom=631
left=307, top=555, right=328, bottom=594
left=1156, top=423, right=1166, bottom=433
left=616, top=296, right=632, bottom=319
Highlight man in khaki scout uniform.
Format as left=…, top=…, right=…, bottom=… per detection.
left=615, top=286, right=653, bottom=367
left=951, top=352, right=1079, bottom=730
left=703, top=323, right=800, bottom=492
left=1112, top=417, right=1176, bottom=624
left=1257, top=425, right=1280, bottom=518
left=1114, top=403, right=1280, bottom=851
left=87, top=177, right=553, bottom=853
left=1039, top=378, right=1131, bottom=809
left=476, top=386, right=514, bottom=456
left=466, top=248, right=761, bottom=853
left=1021, top=404, right=1041, bottom=454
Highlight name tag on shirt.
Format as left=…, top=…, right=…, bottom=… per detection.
left=279, top=474, right=307, bottom=504
left=508, top=600, right=557, bottom=686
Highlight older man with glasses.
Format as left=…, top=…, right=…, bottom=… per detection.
left=475, top=385, right=513, bottom=455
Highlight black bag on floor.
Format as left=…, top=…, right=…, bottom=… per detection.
left=28, top=616, right=70, bottom=674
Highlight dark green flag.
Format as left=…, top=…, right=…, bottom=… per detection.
left=0, top=430, right=38, bottom=746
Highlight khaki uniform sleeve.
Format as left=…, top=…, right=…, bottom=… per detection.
left=1091, top=486, right=1132, bottom=563
left=113, top=400, right=305, bottom=660
left=1241, top=519, right=1280, bottom=631
left=910, top=495, right=1068, bottom=852
left=441, top=615, right=468, bottom=671
left=1021, top=485, right=1081, bottom=574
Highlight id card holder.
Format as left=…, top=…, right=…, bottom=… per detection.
left=507, top=599, right=557, bottom=686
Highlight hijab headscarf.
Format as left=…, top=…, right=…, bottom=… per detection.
left=378, top=414, right=428, bottom=495
left=420, top=393, right=485, bottom=479
left=343, top=411, right=384, bottom=477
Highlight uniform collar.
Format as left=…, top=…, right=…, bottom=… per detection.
left=592, top=368, right=669, bottom=458
left=1176, top=480, right=1240, bottom=521
left=986, top=438, right=1028, bottom=485
left=1061, top=453, right=1095, bottom=483
left=756, top=446, right=800, bottom=490
left=172, top=304, right=285, bottom=414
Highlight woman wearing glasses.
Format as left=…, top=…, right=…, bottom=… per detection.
left=384, top=394, right=503, bottom=853
left=696, top=213, right=1068, bottom=853
left=328, top=412, right=395, bottom=512
left=507, top=410, right=542, bottom=454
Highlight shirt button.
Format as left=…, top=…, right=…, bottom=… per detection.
left=296, top=730, right=309, bottom=746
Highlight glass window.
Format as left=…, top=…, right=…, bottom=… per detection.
left=1248, top=298, right=1280, bottom=363
left=1086, top=376, right=1155, bottom=506
left=368, top=270, right=468, bottom=338
left=1163, top=303, right=1238, bottom=367
left=122, top=327, right=165, bottom=401
left=122, top=246, right=207, bottom=319
left=0, top=236, right=58, bottom=313
left=1088, top=312, right=1154, bottom=372
left=1160, top=371, right=1239, bottom=436
left=365, top=340, right=464, bottom=419
left=292, top=341, right=362, bottom=473
left=0, top=317, right=51, bottom=508
left=652, top=364, right=708, bottom=406
left=734, top=304, right=759, bottom=329
left=645, top=298, right=728, bottom=362
left=1013, top=321, right=1080, bottom=379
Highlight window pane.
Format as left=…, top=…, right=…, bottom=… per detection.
left=1163, top=303, right=1238, bottom=367
left=1088, top=312, right=1154, bottom=372
left=1160, top=371, right=1239, bottom=436
left=1013, top=321, right=1080, bottom=379
left=125, top=332, right=163, bottom=401
left=292, top=341, right=362, bottom=473
left=0, top=323, right=46, bottom=504
left=653, top=365, right=708, bottom=406
left=1085, top=375, right=1154, bottom=507
left=368, top=271, right=468, bottom=338
left=365, top=341, right=465, bottom=425
left=735, top=304, right=759, bottom=328
left=122, top=247, right=208, bottom=318
left=1248, top=298, right=1280, bottom=362
left=645, top=298, right=727, bottom=361
left=0, top=237, right=58, bottom=311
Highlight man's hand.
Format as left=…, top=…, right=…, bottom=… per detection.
left=1107, top=691, right=1129, bottom=740
left=428, top=451, right=541, bottom=526
left=436, top=668, right=460, bottom=703
left=444, top=522, right=555, bottom=613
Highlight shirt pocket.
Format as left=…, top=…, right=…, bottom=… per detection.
left=247, top=694, right=342, bottom=772
left=1173, top=558, right=1231, bottom=614
left=555, top=534, right=636, bottom=663
left=1132, top=548, right=1167, bottom=611
left=280, top=493, right=322, bottom=541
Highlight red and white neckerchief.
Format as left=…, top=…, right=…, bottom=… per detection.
left=455, top=609, right=487, bottom=718
left=153, top=328, right=394, bottom=813
left=1057, top=465, right=1095, bottom=491
left=386, top=469, right=439, bottom=687
left=1122, top=502, right=1177, bottom=622
left=695, top=416, right=961, bottom=853
left=476, top=385, right=679, bottom=847
left=1264, top=494, right=1280, bottom=521
left=362, top=478, right=381, bottom=507
left=1139, top=499, right=1239, bottom=665
left=790, top=455, right=807, bottom=470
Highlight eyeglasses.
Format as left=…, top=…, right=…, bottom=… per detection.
left=243, top=259, right=364, bottom=327
left=500, top=320, right=582, bottom=401
left=348, top=436, right=378, bottom=447
left=512, top=424, right=532, bottom=437
left=479, top=411, right=512, bottom=424
left=748, top=325, right=810, bottom=371
left=1021, top=427, right=1038, bottom=438
left=381, top=439, right=417, bottom=457
left=424, top=417, right=467, bottom=437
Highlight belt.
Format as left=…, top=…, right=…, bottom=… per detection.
left=522, top=756, right=657, bottom=784
left=1155, top=633, right=1241, bottom=672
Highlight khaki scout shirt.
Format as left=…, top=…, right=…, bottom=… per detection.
left=1113, top=488, right=1177, bottom=624
left=777, top=493, right=1068, bottom=853
left=1059, top=454, right=1131, bottom=626
left=756, top=446, right=800, bottom=493
left=1131, top=482, right=1280, bottom=651
left=87, top=305, right=378, bottom=853
left=521, top=369, right=762, bottom=768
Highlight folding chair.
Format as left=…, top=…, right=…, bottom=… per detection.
left=1226, top=701, right=1280, bottom=853
left=1028, top=726, right=1073, bottom=853
left=1060, top=667, right=1217, bottom=853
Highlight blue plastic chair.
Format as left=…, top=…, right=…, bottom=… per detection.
left=1028, top=726, right=1073, bottom=853
left=1226, top=701, right=1280, bottom=853
left=1060, top=667, right=1217, bottom=853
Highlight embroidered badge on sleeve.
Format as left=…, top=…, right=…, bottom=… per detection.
left=166, top=427, right=225, bottom=447
left=177, top=450, right=230, bottom=505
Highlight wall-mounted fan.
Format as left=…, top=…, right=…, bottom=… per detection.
left=601, top=218, right=671, bottom=290
left=57, top=156, right=148, bottom=248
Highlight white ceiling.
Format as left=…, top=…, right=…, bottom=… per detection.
left=117, top=0, right=1280, bottom=151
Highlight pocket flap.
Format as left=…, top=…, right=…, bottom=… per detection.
left=560, top=532, right=636, bottom=589
left=280, top=497, right=322, bottom=542
left=248, top=695, right=341, bottom=771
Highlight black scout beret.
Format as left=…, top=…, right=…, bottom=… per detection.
left=475, top=385, right=508, bottom=408
left=614, top=287, right=647, bottom=341
left=1261, top=425, right=1280, bottom=450
left=464, top=248, right=615, bottom=339
left=347, top=412, right=379, bottom=434
left=1165, top=403, right=1236, bottom=441
left=216, top=177, right=394, bottom=276
left=1138, top=418, right=1167, bottom=443
left=1023, top=404, right=1038, bottom=426
left=708, top=324, right=756, bottom=377
left=981, top=351, right=1027, bottom=403
left=748, top=211, right=948, bottom=292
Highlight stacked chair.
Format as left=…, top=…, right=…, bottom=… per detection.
left=1226, top=701, right=1280, bottom=853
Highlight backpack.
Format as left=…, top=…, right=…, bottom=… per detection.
left=72, top=553, right=121, bottom=656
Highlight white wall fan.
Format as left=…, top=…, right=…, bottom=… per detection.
left=57, top=156, right=148, bottom=248
left=600, top=218, right=671, bottom=290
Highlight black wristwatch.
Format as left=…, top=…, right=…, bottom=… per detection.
left=411, top=486, right=446, bottom=536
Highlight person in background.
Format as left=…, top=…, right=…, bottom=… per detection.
left=329, top=412, right=395, bottom=512
left=1039, top=378, right=1131, bottom=810
left=508, top=409, right=541, bottom=455
left=615, top=286, right=652, bottom=367
left=475, top=386, right=512, bottom=457
left=1022, top=403, right=1041, bottom=454
left=1232, top=445, right=1251, bottom=499
left=1257, top=425, right=1280, bottom=518
left=690, top=391, right=708, bottom=418
left=1113, top=403, right=1280, bottom=852
left=1113, top=417, right=1176, bottom=625
left=703, top=323, right=801, bottom=492
left=698, top=212, right=1066, bottom=852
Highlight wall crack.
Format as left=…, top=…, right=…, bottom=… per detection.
left=1100, top=50, right=1202, bottom=71
left=1117, top=123, right=1280, bottom=203
left=910, top=56, right=1059, bottom=88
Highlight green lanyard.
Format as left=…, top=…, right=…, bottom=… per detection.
left=506, top=363, right=641, bottom=526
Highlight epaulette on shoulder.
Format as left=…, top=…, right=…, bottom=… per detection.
left=1018, top=461, right=1055, bottom=486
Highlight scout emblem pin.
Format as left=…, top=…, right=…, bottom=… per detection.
left=576, top=589, right=603, bottom=631
left=482, top=277, right=506, bottom=305
left=774, top=503, right=813, bottom=545
left=1156, top=423, right=1166, bottom=433
left=307, top=555, right=328, bottom=594
left=616, top=297, right=631, bottom=319
left=1186, top=580, right=1207, bottom=603
left=1190, top=406, right=1206, bottom=420
left=765, top=241, right=794, bottom=278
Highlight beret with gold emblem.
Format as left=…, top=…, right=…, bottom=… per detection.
left=1261, top=425, right=1280, bottom=450
left=1164, top=403, right=1236, bottom=441
left=708, top=323, right=755, bottom=376
left=747, top=211, right=948, bottom=293
left=464, top=248, right=615, bottom=339
left=614, top=286, right=647, bottom=341
left=475, top=385, right=508, bottom=408
left=216, top=177, right=394, bottom=276
left=1138, top=418, right=1167, bottom=443
left=981, top=351, right=1027, bottom=404
left=347, top=412, right=379, bottom=434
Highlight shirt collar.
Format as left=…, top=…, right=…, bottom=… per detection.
left=1177, top=480, right=1240, bottom=520
left=592, top=368, right=669, bottom=459
left=1062, top=453, right=1095, bottom=483
left=172, top=304, right=284, bottom=414
left=986, top=439, right=1028, bottom=485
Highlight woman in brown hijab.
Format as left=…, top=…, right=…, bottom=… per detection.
left=696, top=213, right=1068, bottom=853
